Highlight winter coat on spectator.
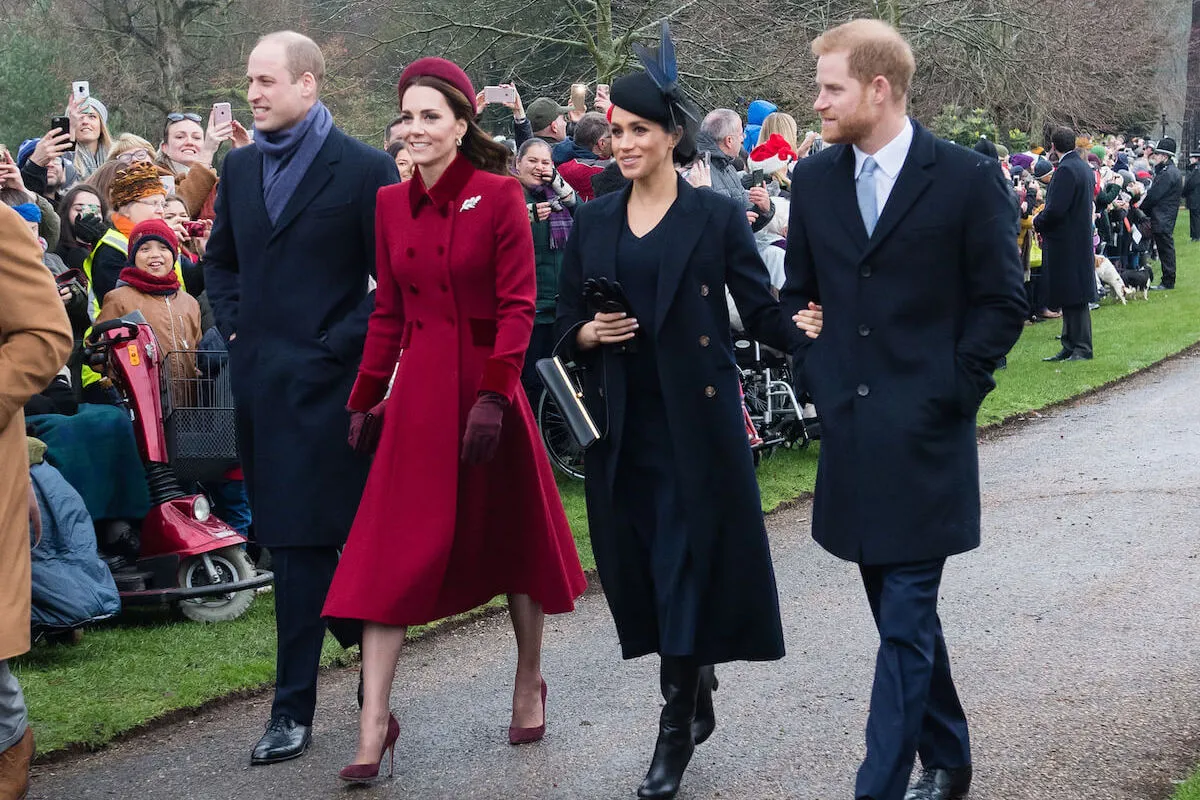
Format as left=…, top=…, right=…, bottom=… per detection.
left=1184, top=166, right=1200, bottom=209
left=174, top=164, right=219, bottom=220
left=557, top=141, right=609, bottom=202
left=1034, top=150, right=1097, bottom=306
left=1140, top=159, right=1183, bottom=234
left=695, top=132, right=774, bottom=233
left=0, top=205, right=72, bottom=660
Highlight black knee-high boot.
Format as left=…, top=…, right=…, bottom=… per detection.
left=692, top=665, right=718, bottom=745
left=638, top=657, right=701, bottom=799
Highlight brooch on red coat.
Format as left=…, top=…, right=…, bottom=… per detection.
left=460, top=195, right=482, bottom=212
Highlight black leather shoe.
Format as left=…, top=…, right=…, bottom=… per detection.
left=905, top=765, right=973, bottom=800
left=1150, top=284, right=1172, bottom=290
left=692, top=666, right=718, bottom=745
left=1065, top=353, right=1093, bottom=361
left=251, top=716, right=311, bottom=765
left=1043, top=351, right=1070, bottom=362
left=637, top=658, right=700, bottom=799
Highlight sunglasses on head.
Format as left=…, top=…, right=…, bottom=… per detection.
left=166, top=112, right=203, bottom=124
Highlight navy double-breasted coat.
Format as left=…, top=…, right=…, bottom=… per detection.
left=781, top=121, right=1027, bottom=566
left=556, top=179, right=799, bottom=664
left=204, top=127, right=399, bottom=548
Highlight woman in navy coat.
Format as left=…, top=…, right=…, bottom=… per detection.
left=555, top=42, right=801, bottom=799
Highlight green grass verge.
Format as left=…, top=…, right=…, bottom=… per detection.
left=16, top=215, right=1200, bottom=756
left=1176, top=767, right=1200, bottom=800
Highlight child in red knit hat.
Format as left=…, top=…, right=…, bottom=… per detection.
left=97, top=219, right=202, bottom=388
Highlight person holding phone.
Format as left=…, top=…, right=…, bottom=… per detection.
left=66, top=92, right=113, bottom=180
left=158, top=106, right=249, bottom=219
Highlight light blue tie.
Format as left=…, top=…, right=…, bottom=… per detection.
left=857, top=156, right=878, bottom=237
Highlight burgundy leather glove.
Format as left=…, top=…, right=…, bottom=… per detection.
left=347, top=399, right=387, bottom=457
left=461, top=392, right=509, bottom=465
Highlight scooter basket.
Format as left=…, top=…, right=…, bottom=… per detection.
left=162, top=350, right=239, bottom=483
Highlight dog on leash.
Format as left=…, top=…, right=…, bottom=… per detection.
left=1095, top=255, right=1136, bottom=303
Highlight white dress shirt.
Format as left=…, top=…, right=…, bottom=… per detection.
left=853, top=118, right=915, bottom=215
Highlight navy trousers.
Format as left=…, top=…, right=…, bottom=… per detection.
left=855, top=559, right=971, bottom=800
left=269, top=546, right=339, bottom=726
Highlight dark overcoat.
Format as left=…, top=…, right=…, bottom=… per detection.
left=1033, top=150, right=1097, bottom=307
left=781, top=121, right=1026, bottom=566
left=204, top=127, right=399, bottom=548
left=1140, top=160, right=1183, bottom=234
left=556, top=178, right=799, bottom=664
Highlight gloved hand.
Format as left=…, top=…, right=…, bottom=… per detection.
left=72, top=213, right=107, bottom=247
left=461, top=392, right=509, bottom=465
left=549, top=169, right=577, bottom=207
left=347, top=399, right=386, bottom=457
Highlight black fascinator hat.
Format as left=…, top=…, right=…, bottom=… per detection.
left=610, top=22, right=700, bottom=164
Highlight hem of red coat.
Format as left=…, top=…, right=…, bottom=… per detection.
left=323, top=583, right=587, bottom=633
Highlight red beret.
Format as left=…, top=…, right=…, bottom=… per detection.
left=398, top=57, right=476, bottom=115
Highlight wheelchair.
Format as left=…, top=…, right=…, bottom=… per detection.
left=733, top=335, right=820, bottom=464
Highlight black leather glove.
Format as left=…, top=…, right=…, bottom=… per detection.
left=72, top=213, right=107, bottom=247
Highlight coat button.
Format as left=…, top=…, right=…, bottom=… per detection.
left=409, top=283, right=419, bottom=294
left=598, top=386, right=605, bottom=397
left=437, top=246, right=445, bottom=255
left=407, top=248, right=415, bottom=258
left=704, top=385, right=717, bottom=398
left=699, top=335, right=710, bottom=347
left=860, top=264, right=872, bottom=278
left=415, top=320, right=424, bottom=329
left=700, top=284, right=710, bottom=296
left=858, top=324, right=871, bottom=337
left=857, top=383, right=869, bottom=397
left=440, top=284, right=449, bottom=292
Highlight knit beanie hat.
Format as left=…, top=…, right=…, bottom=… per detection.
left=1033, top=157, right=1054, bottom=180
left=12, top=202, right=42, bottom=223
left=75, top=97, right=109, bottom=126
left=110, top=161, right=165, bottom=210
left=1090, top=144, right=1106, bottom=161
left=129, top=218, right=179, bottom=264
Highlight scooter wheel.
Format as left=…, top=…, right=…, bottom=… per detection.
left=177, top=546, right=257, bottom=623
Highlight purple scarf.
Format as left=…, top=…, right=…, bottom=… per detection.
left=530, top=184, right=572, bottom=250
left=256, top=101, right=334, bottom=225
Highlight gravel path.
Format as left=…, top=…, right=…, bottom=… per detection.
left=29, top=355, right=1200, bottom=800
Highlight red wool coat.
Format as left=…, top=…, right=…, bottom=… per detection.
left=323, top=154, right=586, bottom=628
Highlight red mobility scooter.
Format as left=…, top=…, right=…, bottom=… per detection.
left=84, top=312, right=272, bottom=622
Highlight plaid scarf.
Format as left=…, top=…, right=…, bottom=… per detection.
left=530, top=184, right=572, bottom=250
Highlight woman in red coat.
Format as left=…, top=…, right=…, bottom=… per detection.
left=322, top=58, right=587, bottom=782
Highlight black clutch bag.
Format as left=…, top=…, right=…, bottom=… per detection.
left=535, top=355, right=600, bottom=450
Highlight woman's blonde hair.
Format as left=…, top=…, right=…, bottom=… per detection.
left=108, top=133, right=158, bottom=162
left=811, top=19, right=915, bottom=102
left=757, top=112, right=798, bottom=150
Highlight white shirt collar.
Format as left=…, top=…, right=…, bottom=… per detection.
left=853, top=117, right=914, bottom=179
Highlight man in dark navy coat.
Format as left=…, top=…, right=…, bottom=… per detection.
left=782, top=20, right=1026, bottom=800
left=1035, top=127, right=1097, bottom=361
left=202, top=31, right=398, bottom=764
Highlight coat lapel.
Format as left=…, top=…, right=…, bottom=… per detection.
left=653, top=179, right=710, bottom=336
left=860, top=122, right=936, bottom=262
left=825, top=144, right=870, bottom=246
left=590, top=183, right=630, bottom=284
left=268, top=130, right=343, bottom=243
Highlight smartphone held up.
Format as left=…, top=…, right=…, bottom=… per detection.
left=483, top=85, right=517, bottom=105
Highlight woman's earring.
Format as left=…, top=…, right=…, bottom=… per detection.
left=456, top=136, right=463, bottom=147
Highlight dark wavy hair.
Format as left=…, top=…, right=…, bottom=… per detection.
left=402, top=76, right=511, bottom=175
left=56, top=184, right=111, bottom=252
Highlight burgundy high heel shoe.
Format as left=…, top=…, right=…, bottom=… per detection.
left=508, top=679, right=548, bottom=745
left=338, top=713, right=399, bottom=783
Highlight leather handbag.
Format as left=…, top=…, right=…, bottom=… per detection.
left=535, top=355, right=600, bottom=450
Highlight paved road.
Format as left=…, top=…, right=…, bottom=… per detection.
left=31, top=355, right=1200, bottom=800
